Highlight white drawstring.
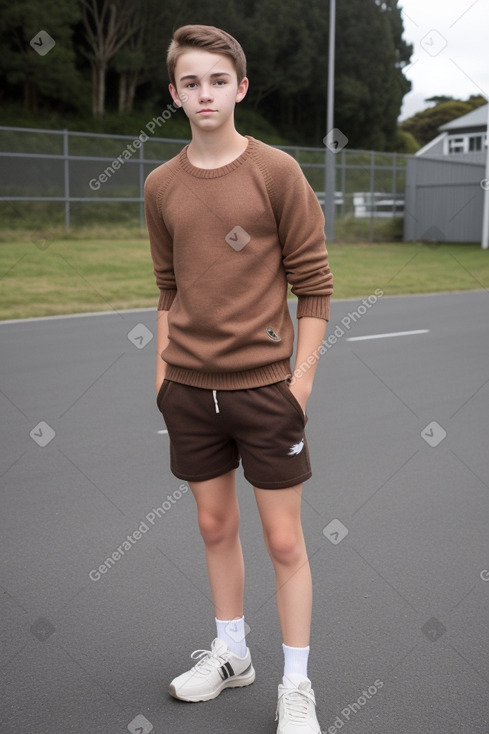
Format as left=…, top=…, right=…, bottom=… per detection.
left=212, top=390, right=220, bottom=413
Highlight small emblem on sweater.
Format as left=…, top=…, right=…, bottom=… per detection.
left=225, top=225, right=251, bottom=251
left=265, top=327, right=281, bottom=341
left=288, top=439, right=305, bottom=456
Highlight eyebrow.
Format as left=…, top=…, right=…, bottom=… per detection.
left=179, top=72, right=232, bottom=82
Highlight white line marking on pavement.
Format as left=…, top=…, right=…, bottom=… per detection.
left=346, top=329, right=430, bottom=342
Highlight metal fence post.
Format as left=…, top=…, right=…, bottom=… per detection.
left=324, top=0, right=336, bottom=242
left=482, top=101, right=489, bottom=249
left=63, top=129, right=70, bottom=231
left=369, top=151, right=375, bottom=242
left=392, top=153, right=398, bottom=218
left=340, top=148, right=346, bottom=218
left=139, top=140, right=145, bottom=229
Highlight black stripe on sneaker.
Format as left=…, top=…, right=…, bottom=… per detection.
left=218, top=662, right=235, bottom=680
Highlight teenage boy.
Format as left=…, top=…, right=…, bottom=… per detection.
left=145, top=24, right=333, bottom=734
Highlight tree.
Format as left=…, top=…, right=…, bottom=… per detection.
left=237, top=0, right=412, bottom=148
left=0, top=0, right=415, bottom=150
left=425, top=95, right=455, bottom=105
left=379, top=0, right=412, bottom=68
left=113, top=34, right=146, bottom=114
left=239, top=0, right=316, bottom=111
left=80, top=0, right=145, bottom=118
left=393, top=128, right=420, bottom=154
left=112, top=0, right=191, bottom=114
left=333, top=0, right=412, bottom=149
left=0, top=0, right=82, bottom=113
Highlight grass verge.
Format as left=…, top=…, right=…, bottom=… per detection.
left=0, top=229, right=487, bottom=320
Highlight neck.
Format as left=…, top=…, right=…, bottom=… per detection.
left=187, top=123, right=248, bottom=169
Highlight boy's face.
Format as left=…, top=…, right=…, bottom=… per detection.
left=169, top=49, right=248, bottom=133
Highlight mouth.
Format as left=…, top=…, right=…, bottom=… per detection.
left=197, top=109, right=217, bottom=114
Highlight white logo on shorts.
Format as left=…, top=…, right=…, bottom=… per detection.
left=288, top=439, right=304, bottom=456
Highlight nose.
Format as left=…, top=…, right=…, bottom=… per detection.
left=199, top=83, right=213, bottom=103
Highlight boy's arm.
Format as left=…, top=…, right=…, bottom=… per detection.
left=144, top=170, right=177, bottom=309
left=267, top=154, right=333, bottom=411
left=144, top=170, right=176, bottom=394
left=269, top=152, right=333, bottom=321
left=156, top=310, right=169, bottom=394
left=288, top=316, right=327, bottom=413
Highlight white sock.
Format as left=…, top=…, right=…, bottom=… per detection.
left=215, top=616, right=247, bottom=658
left=282, top=643, right=310, bottom=683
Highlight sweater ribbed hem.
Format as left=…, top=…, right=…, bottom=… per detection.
left=297, top=294, right=331, bottom=321
left=165, top=359, right=292, bottom=390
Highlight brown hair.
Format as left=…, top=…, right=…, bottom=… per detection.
left=167, top=25, right=247, bottom=87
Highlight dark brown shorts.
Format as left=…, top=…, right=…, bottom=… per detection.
left=156, top=380, right=311, bottom=489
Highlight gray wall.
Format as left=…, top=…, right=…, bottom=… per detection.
left=404, top=156, right=486, bottom=243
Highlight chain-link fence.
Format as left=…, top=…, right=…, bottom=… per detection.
left=0, top=125, right=407, bottom=241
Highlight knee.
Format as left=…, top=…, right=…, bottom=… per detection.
left=266, top=528, right=304, bottom=566
left=198, top=511, right=239, bottom=547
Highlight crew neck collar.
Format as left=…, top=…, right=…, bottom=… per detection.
left=179, top=136, right=254, bottom=179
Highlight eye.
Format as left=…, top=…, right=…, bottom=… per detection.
left=186, top=82, right=197, bottom=89
left=214, top=79, right=226, bottom=86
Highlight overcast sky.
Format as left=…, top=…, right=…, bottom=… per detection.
left=398, top=0, right=488, bottom=119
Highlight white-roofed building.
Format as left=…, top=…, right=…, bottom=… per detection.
left=416, top=104, right=488, bottom=163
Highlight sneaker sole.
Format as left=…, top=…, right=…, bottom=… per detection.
left=169, top=664, right=256, bottom=702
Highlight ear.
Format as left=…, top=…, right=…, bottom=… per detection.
left=235, top=76, right=249, bottom=104
left=169, top=83, right=182, bottom=107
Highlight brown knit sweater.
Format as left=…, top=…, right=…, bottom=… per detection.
left=145, top=136, right=333, bottom=390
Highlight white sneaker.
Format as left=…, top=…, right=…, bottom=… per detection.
left=169, top=638, right=255, bottom=702
left=276, top=677, right=321, bottom=733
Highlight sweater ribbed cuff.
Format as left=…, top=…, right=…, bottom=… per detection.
left=157, top=289, right=177, bottom=310
left=296, top=294, right=330, bottom=321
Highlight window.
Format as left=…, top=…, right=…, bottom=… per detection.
left=469, top=135, right=483, bottom=151
left=446, top=133, right=487, bottom=154
left=448, top=136, right=466, bottom=154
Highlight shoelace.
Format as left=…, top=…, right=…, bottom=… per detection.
left=189, top=646, right=228, bottom=676
left=278, top=688, right=313, bottom=722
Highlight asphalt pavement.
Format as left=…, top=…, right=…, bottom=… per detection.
left=1, top=289, right=489, bottom=734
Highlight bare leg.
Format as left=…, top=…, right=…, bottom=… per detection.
left=254, top=484, right=312, bottom=647
left=189, top=469, right=244, bottom=620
